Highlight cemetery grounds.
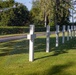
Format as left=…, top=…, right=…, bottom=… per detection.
left=0, top=33, right=76, bottom=75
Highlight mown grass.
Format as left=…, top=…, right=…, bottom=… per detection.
left=0, top=33, right=76, bottom=75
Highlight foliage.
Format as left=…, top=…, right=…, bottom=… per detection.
left=30, top=0, right=44, bottom=26
left=40, top=0, right=54, bottom=25
left=0, top=0, right=30, bottom=26
left=0, top=0, right=14, bottom=8
left=54, top=0, right=71, bottom=25
left=0, top=27, right=29, bottom=34
left=0, top=6, right=29, bottom=26
left=31, top=0, right=71, bottom=27
left=0, top=0, right=72, bottom=27
left=0, top=26, right=55, bottom=35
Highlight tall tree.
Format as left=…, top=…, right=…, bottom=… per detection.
left=31, top=0, right=54, bottom=27
left=33, top=0, right=71, bottom=26
left=30, top=0, right=44, bottom=26
left=0, top=1, right=30, bottom=26
left=0, top=0, right=15, bottom=8
left=39, top=0, right=54, bottom=27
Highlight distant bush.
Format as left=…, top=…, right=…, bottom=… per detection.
left=0, top=27, right=29, bottom=35
left=0, top=26, right=55, bottom=35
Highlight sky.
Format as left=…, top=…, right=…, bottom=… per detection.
left=15, top=0, right=32, bottom=10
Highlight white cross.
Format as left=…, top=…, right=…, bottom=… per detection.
left=62, top=25, right=66, bottom=43
left=71, top=26, right=73, bottom=39
left=56, top=25, right=59, bottom=47
left=27, top=25, right=36, bottom=62
left=46, top=25, right=50, bottom=53
left=67, top=26, right=70, bottom=41
left=74, top=26, right=76, bottom=37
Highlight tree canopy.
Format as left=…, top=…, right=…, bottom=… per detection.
left=0, top=0, right=15, bottom=8
left=31, top=0, right=71, bottom=27
left=0, top=0, right=72, bottom=27
left=0, top=0, right=30, bottom=26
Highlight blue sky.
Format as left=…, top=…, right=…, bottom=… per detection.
left=15, top=0, right=32, bottom=10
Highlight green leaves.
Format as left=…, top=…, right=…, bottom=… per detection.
left=31, top=0, right=71, bottom=26
left=0, top=0, right=15, bottom=8
left=0, top=2, right=30, bottom=26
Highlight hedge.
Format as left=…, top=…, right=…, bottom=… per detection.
left=0, top=26, right=55, bottom=35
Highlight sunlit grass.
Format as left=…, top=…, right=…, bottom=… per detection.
left=0, top=32, right=76, bottom=75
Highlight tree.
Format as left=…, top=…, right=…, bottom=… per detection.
left=9, top=4, right=29, bottom=26
left=54, top=0, right=71, bottom=26
left=30, top=0, right=44, bottom=26
left=31, top=0, right=71, bottom=27
left=0, top=1, right=30, bottom=26
left=39, top=0, right=54, bottom=27
left=0, top=0, right=15, bottom=8
left=31, top=0, right=54, bottom=27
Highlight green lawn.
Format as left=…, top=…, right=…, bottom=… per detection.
left=0, top=33, right=76, bottom=75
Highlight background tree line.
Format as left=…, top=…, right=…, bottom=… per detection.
left=0, top=0, right=72, bottom=27
left=0, top=0, right=30, bottom=26
left=30, top=0, right=71, bottom=27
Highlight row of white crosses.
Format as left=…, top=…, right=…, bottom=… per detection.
left=27, top=25, right=51, bottom=62
left=27, top=25, right=76, bottom=62
left=56, top=25, right=76, bottom=47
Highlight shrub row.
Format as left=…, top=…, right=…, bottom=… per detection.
left=0, top=27, right=55, bottom=35
left=0, top=27, right=28, bottom=35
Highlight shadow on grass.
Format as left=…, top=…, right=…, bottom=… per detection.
left=53, top=37, right=76, bottom=56
left=34, top=37, right=76, bottom=60
left=0, top=39, right=29, bottom=56
left=35, top=37, right=76, bottom=53
left=30, top=62, right=74, bottom=75
left=0, top=36, right=76, bottom=58
left=0, top=52, right=8, bottom=56
left=46, top=62, right=74, bottom=75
